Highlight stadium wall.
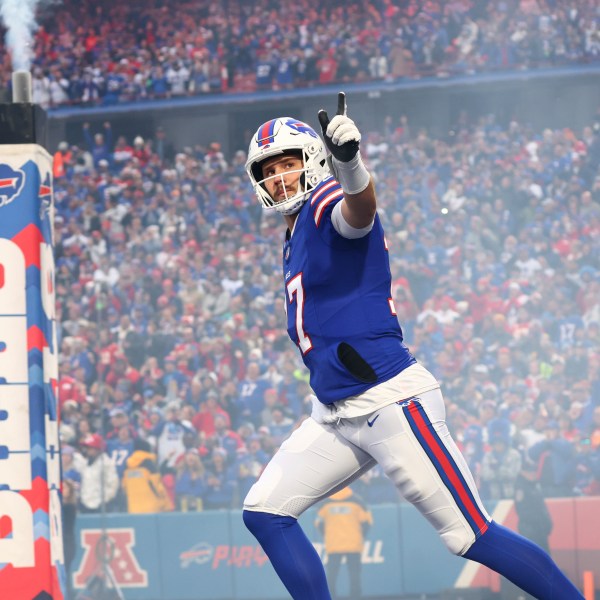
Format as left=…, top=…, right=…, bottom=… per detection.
left=71, top=496, right=600, bottom=600
left=48, top=66, right=600, bottom=159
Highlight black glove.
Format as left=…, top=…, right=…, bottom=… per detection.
left=318, top=92, right=361, bottom=163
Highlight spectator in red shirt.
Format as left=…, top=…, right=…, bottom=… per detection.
left=103, top=356, right=141, bottom=401
left=192, top=390, right=231, bottom=438
left=58, top=355, right=88, bottom=404
left=316, top=47, right=338, bottom=84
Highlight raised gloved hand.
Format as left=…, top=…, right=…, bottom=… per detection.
left=318, top=92, right=360, bottom=163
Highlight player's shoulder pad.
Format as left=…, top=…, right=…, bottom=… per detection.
left=308, top=175, right=344, bottom=228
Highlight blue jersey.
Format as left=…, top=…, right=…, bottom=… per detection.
left=106, top=439, right=134, bottom=478
left=283, top=177, right=416, bottom=404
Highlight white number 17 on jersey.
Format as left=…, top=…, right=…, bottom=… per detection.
left=286, top=273, right=313, bottom=354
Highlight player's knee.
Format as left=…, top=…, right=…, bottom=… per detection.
left=439, top=527, right=479, bottom=556
left=243, top=509, right=266, bottom=536
left=463, top=520, right=513, bottom=562
left=243, top=509, right=296, bottom=539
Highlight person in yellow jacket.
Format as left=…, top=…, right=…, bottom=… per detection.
left=315, top=486, right=372, bottom=600
left=122, top=439, right=173, bottom=513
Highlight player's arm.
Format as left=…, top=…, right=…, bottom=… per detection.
left=318, top=92, right=376, bottom=229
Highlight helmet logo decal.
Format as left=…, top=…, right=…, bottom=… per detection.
left=284, top=119, right=318, bottom=138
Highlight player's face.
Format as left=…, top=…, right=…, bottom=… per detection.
left=260, top=154, right=303, bottom=203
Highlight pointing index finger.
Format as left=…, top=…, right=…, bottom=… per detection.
left=317, top=109, right=330, bottom=132
left=336, top=91, right=346, bottom=116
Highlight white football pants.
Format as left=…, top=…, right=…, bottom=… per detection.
left=243, top=388, right=491, bottom=555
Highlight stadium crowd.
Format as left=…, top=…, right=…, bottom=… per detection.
left=53, top=99, right=600, bottom=514
left=1, top=0, right=599, bottom=107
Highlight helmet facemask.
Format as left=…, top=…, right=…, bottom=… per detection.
left=246, top=118, right=330, bottom=216
left=252, top=147, right=322, bottom=215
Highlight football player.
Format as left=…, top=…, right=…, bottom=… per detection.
left=242, top=92, right=583, bottom=600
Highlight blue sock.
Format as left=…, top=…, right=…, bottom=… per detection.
left=464, top=521, right=583, bottom=599
left=243, top=510, right=331, bottom=600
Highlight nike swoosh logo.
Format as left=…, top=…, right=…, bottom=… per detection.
left=367, top=414, right=380, bottom=427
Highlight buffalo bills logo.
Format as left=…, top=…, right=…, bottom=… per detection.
left=0, top=164, right=25, bottom=208
left=285, top=119, right=318, bottom=138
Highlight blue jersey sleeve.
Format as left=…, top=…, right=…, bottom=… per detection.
left=307, top=176, right=344, bottom=231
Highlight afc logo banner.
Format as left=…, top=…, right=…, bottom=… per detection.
left=73, top=528, right=149, bottom=588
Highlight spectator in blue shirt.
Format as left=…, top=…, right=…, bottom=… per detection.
left=203, top=448, right=237, bottom=510
left=529, top=420, right=577, bottom=497
left=83, top=121, right=113, bottom=168
left=233, top=362, right=270, bottom=428
left=106, top=424, right=135, bottom=479
left=175, top=449, right=206, bottom=511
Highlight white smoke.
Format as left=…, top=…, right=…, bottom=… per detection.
left=0, top=0, right=42, bottom=71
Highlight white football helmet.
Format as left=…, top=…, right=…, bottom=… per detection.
left=245, top=117, right=330, bottom=215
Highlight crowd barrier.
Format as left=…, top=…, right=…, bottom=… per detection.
left=72, top=496, right=600, bottom=599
